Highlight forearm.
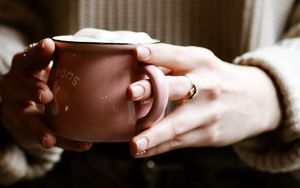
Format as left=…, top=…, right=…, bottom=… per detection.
left=233, top=37, right=300, bottom=172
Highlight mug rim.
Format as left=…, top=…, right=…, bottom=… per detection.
left=52, top=35, right=160, bottom=45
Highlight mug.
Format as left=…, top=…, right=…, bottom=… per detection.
left=45, top=36, right=169, bottom=142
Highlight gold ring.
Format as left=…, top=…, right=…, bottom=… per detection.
left=184, top=74, right=199, bottom=100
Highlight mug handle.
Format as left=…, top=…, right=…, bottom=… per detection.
left=137, top=64, right=169, bottom=130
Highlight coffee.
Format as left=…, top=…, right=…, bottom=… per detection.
left=53, top=28, right=159, bottom=44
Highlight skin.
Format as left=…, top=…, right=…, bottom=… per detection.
left=128, top=43, right=282, bottom=158
left=0, top=38, right=92, bottom=151
left=0, top=39, right=281, bottom=157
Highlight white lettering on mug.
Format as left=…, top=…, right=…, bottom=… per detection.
left=55, top=68, right=80, bottom=86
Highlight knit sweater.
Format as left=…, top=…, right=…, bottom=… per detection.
left=1, top=0, right=300, bottom=184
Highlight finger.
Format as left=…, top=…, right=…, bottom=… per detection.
left=135, top=44, right=213, bottom=72
left=127, top=79, right=151, bottom=101
left=55, top=138, right=93, bottom=152
left=22, top=104, right=93, bottom=151
left=130, top=103, right=220, bottom=155
left=127, top=75, right=194, bottom=101
left=21, top=104, right=56, bottom=146
left=6, top=106, right=57, bottom=150
left=34, top=119, right=57, bottom=149
left=13, top=38, right=55, bottom=71
left=12, top=75, right=53, bottom=104
left=159, top=66, right=171, bottom=75
left=132, top=125, right=216, bottom=158
left=2, top=70, right=52, bottom=104
left=134, top=99, right=152, bottom=119
left=24, top=77, right=53, bottom=104
left=34, top=67, right=51, bottom=82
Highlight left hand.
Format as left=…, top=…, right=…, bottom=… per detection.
left=128, top=43, right=282, bottom=157
left=0, top=38, right=92, bottom=152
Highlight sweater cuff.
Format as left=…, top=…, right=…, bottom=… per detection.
left=0, top=143, right=63, bottom=185
left=233, top=38, right=300, bottom=173
left=0, top=125, right=63, bottom=185
left=0, top=25, right=28, bottom=75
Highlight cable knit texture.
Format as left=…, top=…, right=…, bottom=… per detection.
left=0, top=143, right=63, bottom=185
left=1, top=0, right=300, bottom=184
left=233, top=38, right=300, bottom=172
left=0, top=125, right=63, bottom=185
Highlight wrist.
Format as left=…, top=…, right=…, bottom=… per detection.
left=233, top=63, right=282, bottom=132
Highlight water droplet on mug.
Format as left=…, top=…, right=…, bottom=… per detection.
left=64, top=105, right=69, bottom=111
left=72, top=54, right=77, bottom=58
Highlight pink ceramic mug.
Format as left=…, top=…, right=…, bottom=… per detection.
left=45, top=36, right=169, bottom=142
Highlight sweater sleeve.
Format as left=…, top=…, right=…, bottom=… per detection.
left=233, top=37, right=300, bottom=172
left=0, top=1, right=63, bottom=185
left=232, top=7, right=300, bottom=172
left=0, top=125, right=63, bottom=185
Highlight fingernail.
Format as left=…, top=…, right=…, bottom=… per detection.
left=137, top=46, right=150, bottom=59
left=136, top=137, right=149, bottom=152
left=41, top=39, right=47, bottom=48
left=38, top=89, right=45, bottom=102
left=42, top=136, right=47, bottom=146
left=132, top=85, right=144, bottom=98
left=80, top=142, right=92, bottom=150
left=42, top=135, right=50, bottom=148
left=38, top=90, right=43, bottom=102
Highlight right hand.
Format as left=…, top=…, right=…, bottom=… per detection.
left=0, top=38, right=92, bottom=151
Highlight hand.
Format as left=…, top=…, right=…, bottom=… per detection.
left=0, top=38, right=92, bottom=151
left=128, top=43, right=282, bottom=157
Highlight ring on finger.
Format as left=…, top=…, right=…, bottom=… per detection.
left=26, top=42, right=38, bottom=51
left=184, top=74, right=199, bottom=100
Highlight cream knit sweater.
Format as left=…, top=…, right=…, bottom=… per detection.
left=1, top=0, right=300, bottom=184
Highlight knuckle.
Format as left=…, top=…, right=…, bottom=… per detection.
left=186, top=46, right=220, bottom=68
left=212, top=111, right=222, bottom=123
left=173, top=46, right=189, bottom=63
left=210, top=102, right=225, bottom=122
left=208, top=84, right=222, bottom=100
left=169, top=138, right=183, bottom=149
left=171, top=120, right=186, bottom=136
left=205, top=125, right=220, bottom=145
left=34, top=79, right=47, bottom=90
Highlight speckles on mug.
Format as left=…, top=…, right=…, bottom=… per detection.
left=103, top=58, right=109, bottom=64
left=72, top=53, right=77, bottom=58
left=100, top=95, right=109, bottom=100
left=64, top=105, right=69, bottom=112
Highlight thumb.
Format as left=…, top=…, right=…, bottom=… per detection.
left=17, top=38, right=55, bottom=71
